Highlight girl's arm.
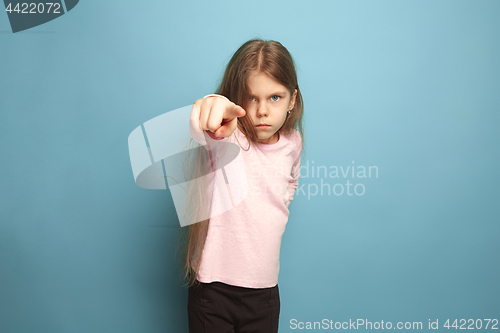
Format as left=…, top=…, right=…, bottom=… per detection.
left=286, top=156, right=301, bottom=208
left=285, top=130, right=303, bottom=207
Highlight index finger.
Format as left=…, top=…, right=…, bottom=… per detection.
left=223, top=103, right=246, bottom=121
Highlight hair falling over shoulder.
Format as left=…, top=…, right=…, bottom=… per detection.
left=176, top=38, right=305, bottom=288
left=175, top=140, right=212, bottom=289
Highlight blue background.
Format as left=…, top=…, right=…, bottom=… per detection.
left=1, top=0, right=499, bottom=332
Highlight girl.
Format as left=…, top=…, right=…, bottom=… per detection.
left=180, top=38, right=304, bottom=333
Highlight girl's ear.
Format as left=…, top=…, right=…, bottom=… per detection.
left=289, top=89, right=298, bottom=110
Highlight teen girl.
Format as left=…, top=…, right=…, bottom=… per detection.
left=182, top=38, right=305, bottom=333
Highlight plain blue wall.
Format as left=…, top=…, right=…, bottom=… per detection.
left=1, top=1, right=499, bottom=332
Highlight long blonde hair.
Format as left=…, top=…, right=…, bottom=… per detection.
left=176, top=38, right=305, bottom=288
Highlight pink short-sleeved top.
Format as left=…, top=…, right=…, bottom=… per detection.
left=189, top=121, right=302, bottom=288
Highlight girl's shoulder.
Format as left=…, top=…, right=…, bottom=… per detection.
left=284, top=128, right=302, bottom=147
left=292, top=128, right=302, bottom=142
left=286, top=129, right=303, bottom=160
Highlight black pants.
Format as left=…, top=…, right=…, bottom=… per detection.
left=188, top=280, right=280, bottom=333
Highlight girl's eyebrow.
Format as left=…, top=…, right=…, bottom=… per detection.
left=249, top=91, right=288, bottom=97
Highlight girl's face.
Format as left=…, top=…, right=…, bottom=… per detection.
left=246, top=71, right=297, bottom=144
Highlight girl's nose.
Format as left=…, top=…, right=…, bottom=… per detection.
left=257, top=102, right=268, bottom=117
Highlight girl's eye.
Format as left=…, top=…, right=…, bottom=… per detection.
left=249, top=96, right=280, bottom=102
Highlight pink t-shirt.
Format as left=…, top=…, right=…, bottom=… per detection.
left=189, top=123, right=302, bottom=288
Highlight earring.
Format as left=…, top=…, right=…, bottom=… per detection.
left=287, top=110, right=291, bottom=114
